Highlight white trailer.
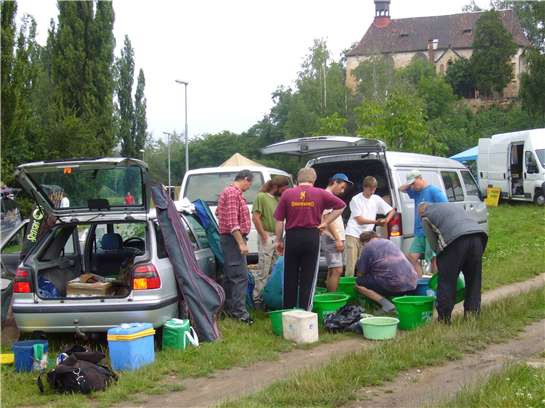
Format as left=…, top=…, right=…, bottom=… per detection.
left=478, top=128, right=545, bottom=205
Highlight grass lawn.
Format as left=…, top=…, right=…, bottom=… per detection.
left=438, top=363, right=545, bottom=408
left=221, top=288, right=545, bottom=407
left=0, top=314, right=351, bottom=408
left=0, top=203, right=543, bottom=407
left=481, top=203, right=544, bottom=290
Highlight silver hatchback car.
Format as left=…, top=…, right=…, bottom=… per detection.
left=1, top=158, right=218, bottom=333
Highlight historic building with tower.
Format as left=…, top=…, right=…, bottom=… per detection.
left=345, top=0, right=531, bottom=98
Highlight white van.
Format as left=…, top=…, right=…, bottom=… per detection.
left=478, top=128, right=545, bottom=206
left=180, top=165, right=292, bottom=261
left=262, top=136, right=488, bottom=254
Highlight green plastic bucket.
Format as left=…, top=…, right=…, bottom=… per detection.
left=162, top=318, right=190, bottom=350
left=429, top=273, right=465, bottom=304
left=337, top=276, right=357, bottom=300
left=313, top=293, right=350, bottom=322
left=268, top=309, right=300, bottom=336
left=360, top=316, right=399, bottom=340
left=392, top=296, right=435, bottom=330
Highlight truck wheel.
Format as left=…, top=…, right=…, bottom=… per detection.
left=535, top=193, right=545, bottom=206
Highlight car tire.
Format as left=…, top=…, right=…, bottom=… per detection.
left=535, top=193, right=545, bottom=206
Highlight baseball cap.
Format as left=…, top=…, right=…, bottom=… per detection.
left=331, top=173, right=353, bottom=186
left=406, top=169, right=422, bottom=185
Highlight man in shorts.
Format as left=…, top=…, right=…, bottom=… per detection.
left=321, top=173, right=352, bottom=292
left=399, top=170, right=447, bottom=276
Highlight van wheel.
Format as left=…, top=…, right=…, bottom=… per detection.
left=535, top=193, right=545, bottom=206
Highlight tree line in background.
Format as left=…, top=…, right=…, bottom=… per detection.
left=1, top=0, right=148, bottom=184
left=2, top=1, right=545, bottom=191
left=145, top=4, right=545, bottom=185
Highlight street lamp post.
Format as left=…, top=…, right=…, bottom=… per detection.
left=175, top=80, right=189, bottom=173
left=162, top=131, right=172, bottom=195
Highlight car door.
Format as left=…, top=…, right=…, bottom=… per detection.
left=183, top=214, right=217, bottom=279
left=460, top=169, right=488, bottom=227
left=1, top=221, right=28, bottom=278
left=524, top=150, right=541, bottom=200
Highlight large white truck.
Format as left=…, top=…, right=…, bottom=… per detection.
left=478, top=128, right=545, bottom=205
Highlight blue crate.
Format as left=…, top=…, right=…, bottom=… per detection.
left=107, top=323, right=155, bottom=371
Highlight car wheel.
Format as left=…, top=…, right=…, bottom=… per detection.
left=535, top=193, right=545, bottom=206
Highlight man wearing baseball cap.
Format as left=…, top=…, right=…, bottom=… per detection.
left=322, top=173, right=352, bottom=292
left=399, top=169, right=447, bottom=275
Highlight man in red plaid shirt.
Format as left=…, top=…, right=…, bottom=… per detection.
left=216, top=169, right=254, bottom=324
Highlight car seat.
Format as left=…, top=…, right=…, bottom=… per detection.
left=94, top=233, right=137, bottom=277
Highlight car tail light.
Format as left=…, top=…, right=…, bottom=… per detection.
left=388, top=212, right=403, bottom=238
left=132, top=264, right=161, bottom=290
left=13, top=267, right=33, bottom=293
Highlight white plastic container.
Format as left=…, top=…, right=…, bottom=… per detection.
left=282, top=310, right=319, bottom=344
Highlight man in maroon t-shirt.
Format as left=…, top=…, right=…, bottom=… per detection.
left=274, top=168, right=346, bottom=310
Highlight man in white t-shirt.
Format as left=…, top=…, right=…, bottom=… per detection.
left=321, top=173, right=352, bottom=292
left=345, top=176, right=395, bottom=277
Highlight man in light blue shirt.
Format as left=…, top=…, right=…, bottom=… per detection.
left=399, top=169, right=447, bottom=275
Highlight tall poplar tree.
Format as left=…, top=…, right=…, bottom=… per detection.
left=133, top=68, right=148, bottom=154
left=1, top=0, right=18, bottom=179
left=115, top=35, right=135, bottom=157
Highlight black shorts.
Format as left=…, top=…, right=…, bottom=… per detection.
left=356, top=274, right=416, bottom=298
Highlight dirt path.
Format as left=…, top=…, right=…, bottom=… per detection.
left=116, top=273, right=544, bottom=408
left=346, top=319, right=545, bottom=408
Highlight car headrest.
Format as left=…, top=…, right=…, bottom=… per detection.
left=101, top=233, right=123, bottom=251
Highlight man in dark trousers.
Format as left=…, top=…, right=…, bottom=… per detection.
left=419, top=202, right=488, bottom=323
left=274, top=168, right=346, bottom=311
left=216, top=170, right=254, bottom=324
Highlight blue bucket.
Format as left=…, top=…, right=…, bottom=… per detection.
left=12, top=340, right=48, bottom=372
left=415, top=277, right=431, bottom=296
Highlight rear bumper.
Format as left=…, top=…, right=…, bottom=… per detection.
left=13, top=296, right=178, bottom=333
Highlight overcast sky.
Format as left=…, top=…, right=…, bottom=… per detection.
left=16, top=0, right=490, bottom=143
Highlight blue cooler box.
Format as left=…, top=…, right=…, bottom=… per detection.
left=107, top=323, right=155, bottom=371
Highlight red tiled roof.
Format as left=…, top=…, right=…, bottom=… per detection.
left=348, top=10, right=531, bottom=57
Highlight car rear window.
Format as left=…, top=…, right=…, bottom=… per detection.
left=184, top=172, right=264, bottom=205
left=28, top=165, right=144, bottom=210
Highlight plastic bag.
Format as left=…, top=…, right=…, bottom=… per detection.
left=324, top=304, right=365, bottom=333
left=38, top=276, right=60, bottom=298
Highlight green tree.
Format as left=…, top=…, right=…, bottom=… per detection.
left=519, top=49, right=545, bottom=121
left=493, top=1, right=545, bottom=52
left=1, top=0, right=18, bottom=180
left=354, top=88, right=439, bottom=153
left=92, top=0, right=116, bottom=154
left=315, top=112, right=348, bottom=135
left=471, top=10, right=517, bottom=96
left=46, top=0, right=116, bottom=158
left=352, top=55, right=396, bottom=103
left=445, top=58, right=476, bottom=98
left=133, top=69, right=148, bottom=154
left=116, top=35, right=135, bottom=157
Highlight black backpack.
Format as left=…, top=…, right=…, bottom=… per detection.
left=38, top=350, right=117, bottom=394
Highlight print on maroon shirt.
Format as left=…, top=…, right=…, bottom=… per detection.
left=274, top=185, right=345, bottom=230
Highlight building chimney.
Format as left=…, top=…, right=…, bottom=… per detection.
left=374, top=0, right=391, bottom=28
left=427, top=39, right=438, bottom=63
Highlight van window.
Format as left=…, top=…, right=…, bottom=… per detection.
left=184, top=172, right=264, bottom=205
left=460, top=170, right=480, bottom=198
left=441, top=171, right=464, bottom=202
left=525, top=151, right=539, bottom=174
left=397, top=170, right=443, bottom=203
left=536, top=149, right=545, bottom=168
